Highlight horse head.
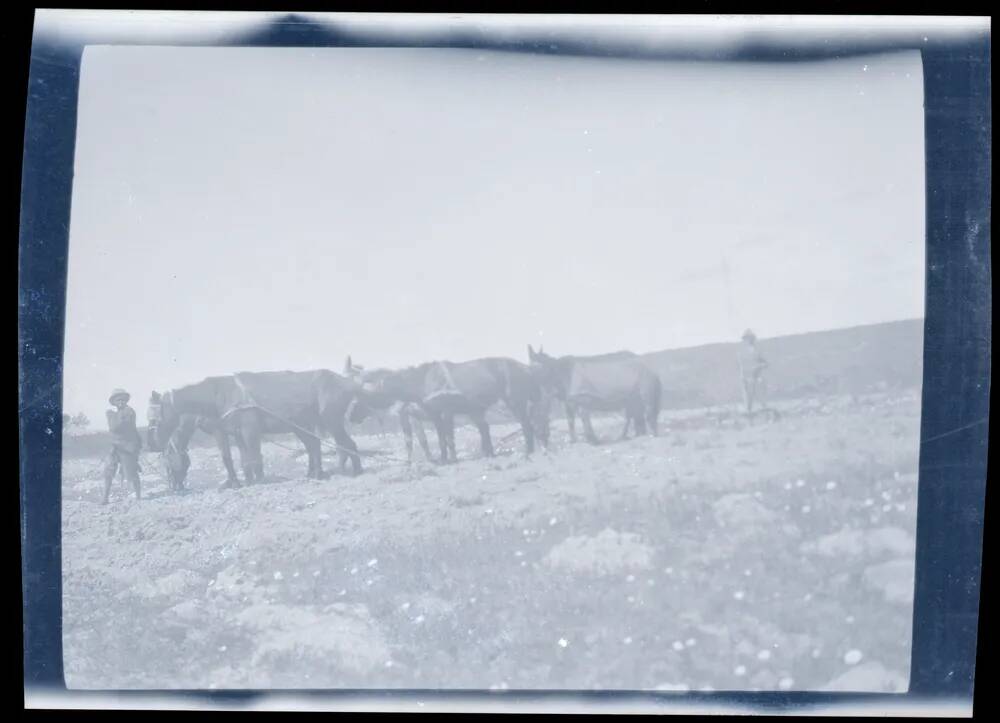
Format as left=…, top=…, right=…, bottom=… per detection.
left=346, top=357, right=403, bottom=406
left=161, top=427, right=192, bottom=491
left=340, top=357, right=391, bottom=425
left=526, top=344, right=567, bottom=399
left=147, top=390, right=177, bottom=452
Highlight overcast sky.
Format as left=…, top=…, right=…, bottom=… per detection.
left=63, top=46, right=925, bottom=421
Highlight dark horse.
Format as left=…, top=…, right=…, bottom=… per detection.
left=148, top=379, right=254, bottom=489
left=146, top=406, right=243, bottom=492
left=344, top=356, right=438, bottom=464
left=148, top=369, right=363, bottom=487
left=347, top=356, right=550, bottom=463
left=527, top=344, right=661, bottom=444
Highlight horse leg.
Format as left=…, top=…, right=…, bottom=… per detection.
left=294, top=430, right=322, bottom=479
left=429, top=412, right=450, bottom=464
left=632, top=405, right=648, bottom=436
left=312, top=435, right=327, bottom=478
left=626, top=395, right=647, bottom=437
left=235, top=429, right=254, bottom=484
left=471, top=411, right=494, bottom=457
left=414, top=419, right=433, bottom=463
left=509, top=397, right=536, bottom=456
left=331, top=424, right=362, bottom=476
left=444, top=414, right=458, bottom=463
left=399, top=408, right=416, bottom=464
left=581, top=409, right=601, bottom=445
left=518, top=410, right=536, bottom=456
left=565, top=402, right=578, bottom=443
left=233, top=431, right=249, bottom=482
left=216, top=428, right=240, bottom=487
left=647, top=383, right=661, bottom=436
left=620, top=413, right=632, bottom=440
left=238, top=414, right=264, bottom=483
left=303, top=434, right=316, bottom=478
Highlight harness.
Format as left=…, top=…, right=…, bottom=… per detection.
left=424, top=361, right=463, bottom=403
left=146, top=390, right=172, bottom=438
left=166, top=434, right=183, bottom=458
left=221, top=376, right=400, bottom=460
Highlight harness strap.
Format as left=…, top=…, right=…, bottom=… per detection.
left=223, top=402, right=401, bottom=460
left=437, top=361, right=459, bottom=394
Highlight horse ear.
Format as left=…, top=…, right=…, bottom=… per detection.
left=527, top=344, right=535, bottom=360
left=539, top=344, right=544, bottom=354
left=344, top=356, right=352, bottom=374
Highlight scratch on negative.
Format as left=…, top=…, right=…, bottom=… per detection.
left=921, top=418, right=990, bottom=446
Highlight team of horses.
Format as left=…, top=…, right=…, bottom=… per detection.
left=146, top=346, right=664, bottom=490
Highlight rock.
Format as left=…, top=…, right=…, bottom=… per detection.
left=235, top=602, right=390, bottom=676
left=543, top=528, right=654, bottom=575
left=865, top=527, right=916, bottom=557
left=411, top=593, right=456, bottom=619
left=802, top=526, right=915, bottom=559
left=802, top=527, right=865, bottom=557
left=165, top=599, right=210, bottom=623
left=132, top=569, right=206, bottom=600
left=821, top=661, right=908, bottom=692
left=450, top=491, right=485, bottom=508
left=209, top=564, right=269, bottom=605
left=863, top=559, right=915, bottom=604
left=713, top=494, right=777, bottom=530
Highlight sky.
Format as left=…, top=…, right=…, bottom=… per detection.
left=63, top=45, right=925, bottom=422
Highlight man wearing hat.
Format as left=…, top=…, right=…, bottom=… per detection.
left=737, top=329, right=771, bottom=422
left=103, top=388, right=143, bottom=504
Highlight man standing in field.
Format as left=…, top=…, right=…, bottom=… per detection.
left=737, top=329, right=774, bottom=422
left=103, top=388, right=143, bottom=504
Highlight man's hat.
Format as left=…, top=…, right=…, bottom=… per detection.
left=741, top=329, right=757, bottom=342
left=109, top=388, right=131, bottom=404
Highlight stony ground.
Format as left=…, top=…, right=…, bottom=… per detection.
left=62, top=390, right=920, bottom=692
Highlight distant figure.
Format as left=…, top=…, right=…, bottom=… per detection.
left=737, top=329, right=774, bottom=422
left=103, top=388, right=143, bottom=504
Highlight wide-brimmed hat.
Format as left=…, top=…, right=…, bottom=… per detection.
left=741, top=329, right=757, bottom=342
left=109, top=388, right=131, bottom=404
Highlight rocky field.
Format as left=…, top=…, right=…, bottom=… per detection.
left=62, top=391, right=920, bottom=692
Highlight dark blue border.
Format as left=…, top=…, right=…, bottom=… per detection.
left=18, top=14, right=991, bottom=709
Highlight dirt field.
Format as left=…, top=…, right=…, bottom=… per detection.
left=62, top=391, right=920, bottom=692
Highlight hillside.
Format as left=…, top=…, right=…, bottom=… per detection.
left=62, top=390, right=921, bottom=691
left=642, top=318, right=923, bottom=411
left=61, top=319, right=924, bottom=458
